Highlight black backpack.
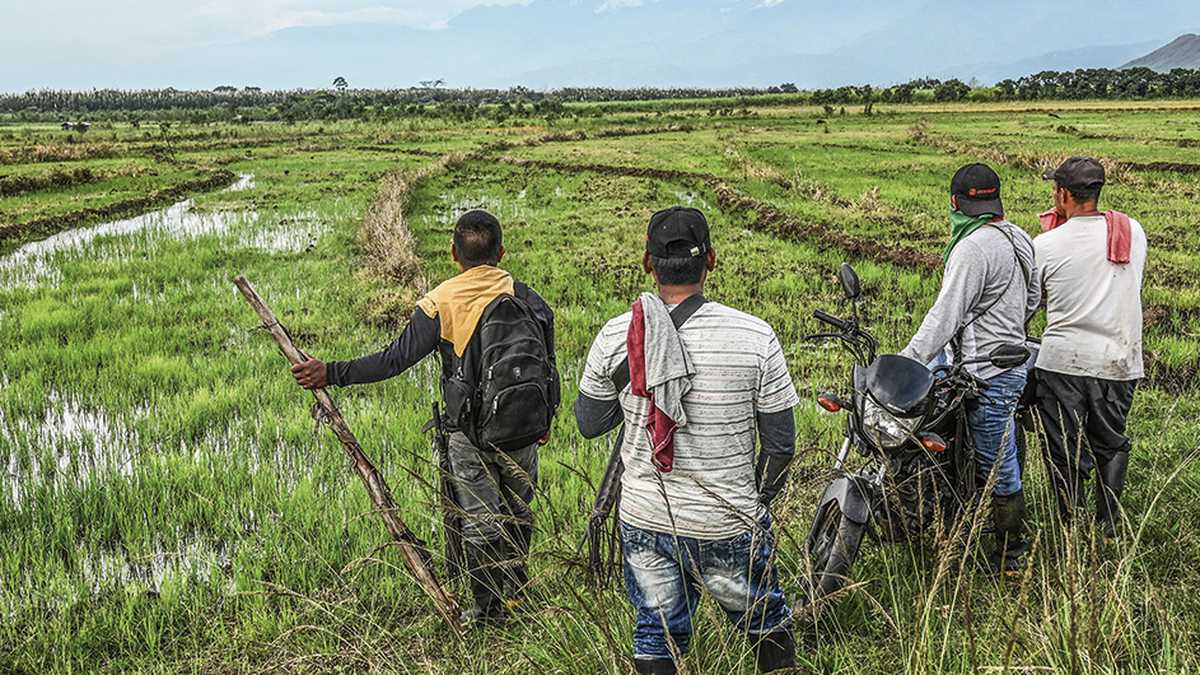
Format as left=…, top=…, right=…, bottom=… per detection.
left=445, top=283, right=558, bottom=452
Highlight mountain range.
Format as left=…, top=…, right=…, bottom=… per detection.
left=1123, top=34, right=1200, bottom=71
left=5, top=0, right=1199, bottom=90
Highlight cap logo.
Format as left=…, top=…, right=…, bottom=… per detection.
left=968, top=187, right=997, bottom=197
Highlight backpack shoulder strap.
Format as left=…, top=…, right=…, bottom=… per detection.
left=610, top=293, right=706, bottom=393
left=513, top=280, right=530, bottom=300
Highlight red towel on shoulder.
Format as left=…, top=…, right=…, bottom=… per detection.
left=1039, top=209, right=1132, bottom=265
left=627, top=298, right=678, bottom=473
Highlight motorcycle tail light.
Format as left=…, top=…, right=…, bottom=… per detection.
left=918, top=432, right=947, bottom=453
left=817, top=393, right=842, bottom=413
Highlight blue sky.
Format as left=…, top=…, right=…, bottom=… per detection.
left=1, top=1, right=1193, bottom=91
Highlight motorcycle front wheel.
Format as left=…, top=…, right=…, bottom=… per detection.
left=805, top=499, right=866, bottom=605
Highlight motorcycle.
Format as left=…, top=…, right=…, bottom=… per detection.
left=803, top=263, right=1032, bottom=603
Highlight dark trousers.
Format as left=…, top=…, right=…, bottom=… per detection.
left=447, top=432, right=537, bottom=546
left=1034, top=369, right=1137, bottom=511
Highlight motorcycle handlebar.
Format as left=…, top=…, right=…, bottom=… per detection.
left=813, top=309, right=851, bottom=332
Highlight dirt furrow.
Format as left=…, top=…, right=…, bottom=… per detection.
left=0, top=167, right=105, bottom=197
left=496, top=155, right=938, bottom=269
left=485, top=154, right=1195, bottom=391
left=909, top=121, right=1200, bottom=179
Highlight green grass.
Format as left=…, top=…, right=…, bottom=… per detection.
left=1, top=107, right=1198, bottom=672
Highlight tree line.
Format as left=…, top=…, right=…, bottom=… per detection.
left=3, top=68, right=1199, bottom=123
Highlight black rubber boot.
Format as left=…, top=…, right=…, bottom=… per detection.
left=989, top=490, right=1029, bottom=575
left=461, top=540, right=507, bottom=628
left=754, top=629, right=796, bottom=673
left=1096, top=451, right=1130, bottom=539
left=1049, top=471, right=1087, bottom=524
left=633, top=657, right=677, bottom=674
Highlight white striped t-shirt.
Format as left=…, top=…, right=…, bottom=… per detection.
left=579, top=301, right=799, bottom=539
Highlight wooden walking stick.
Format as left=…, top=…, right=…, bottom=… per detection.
left=233, top=274, right=463, bottom=636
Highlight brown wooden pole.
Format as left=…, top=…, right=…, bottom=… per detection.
left=233, top=274, right=463, bottom=636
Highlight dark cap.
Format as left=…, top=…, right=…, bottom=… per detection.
left=950, top=163, right=1004, bottom=217
left=1042, top=156, right=1105, bottom=191
left=646, top=207, right=711, bottom=259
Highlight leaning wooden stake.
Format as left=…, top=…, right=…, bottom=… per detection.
left=233, top=274, right=463, bottom=636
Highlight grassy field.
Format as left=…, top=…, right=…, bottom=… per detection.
left=1, top=104, right=1198, bottom=673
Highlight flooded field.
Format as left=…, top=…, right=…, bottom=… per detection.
left=0, top=110, right=1198, bottom=672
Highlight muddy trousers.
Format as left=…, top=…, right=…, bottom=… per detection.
left=447, top=432, right=538, bottom=619
left=1034, top=369, right=1137, bottom=534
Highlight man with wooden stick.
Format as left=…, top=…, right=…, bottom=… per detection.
left=575, top=207, right=799, bottom=674
left=292, top=209, right=560, bottom=627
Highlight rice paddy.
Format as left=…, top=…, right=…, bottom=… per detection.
left=1, top=104, right=1198, bottom=672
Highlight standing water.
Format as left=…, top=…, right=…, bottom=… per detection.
left=0, top=173, right=256, bottom=290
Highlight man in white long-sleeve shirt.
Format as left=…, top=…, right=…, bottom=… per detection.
left=1034, top=157, right=1147, bottom=537
left=900, top=163, right=1039, bottom=573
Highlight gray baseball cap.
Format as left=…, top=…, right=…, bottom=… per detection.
left=1042, top=156, right=1105, bottom=191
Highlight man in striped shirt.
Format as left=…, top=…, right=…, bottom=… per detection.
left=575, top=207, right=799, bottom=674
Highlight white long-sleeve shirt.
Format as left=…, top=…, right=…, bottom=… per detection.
left=1034, top=215, right=1147, bottom=381
left=901, top=221, right=1039, bottom=380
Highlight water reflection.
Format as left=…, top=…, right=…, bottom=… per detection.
left=0, top=174, right=256, bottom=289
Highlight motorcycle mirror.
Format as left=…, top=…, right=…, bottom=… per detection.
left=989, top=344, right=1031, bottom=370
left=839, top=263, right=861, bottom=301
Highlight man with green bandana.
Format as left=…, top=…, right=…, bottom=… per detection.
left=899, top=163, right=1040, bottom=573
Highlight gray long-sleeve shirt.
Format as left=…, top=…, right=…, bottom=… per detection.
left=901, top=221, right=1039, bottom=380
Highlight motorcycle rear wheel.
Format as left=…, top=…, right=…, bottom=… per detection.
left=805, top=499, right=866, bottom=605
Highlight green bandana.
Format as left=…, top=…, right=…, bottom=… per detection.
left=945, top=210, right=992, bottom=262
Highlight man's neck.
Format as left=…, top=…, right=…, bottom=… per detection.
left=657, top=284, right=704, bottom=306
left=1063, top=205, right=1102, bottom=220
left=458, top=263, right=500, bottom=273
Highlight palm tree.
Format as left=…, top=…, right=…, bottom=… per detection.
left=332, top=76, right=349, bottom=92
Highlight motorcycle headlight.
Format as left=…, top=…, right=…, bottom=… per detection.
left=861, top=397, right=921, bottom=449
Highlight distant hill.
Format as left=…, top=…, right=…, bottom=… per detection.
left=936, top=41, right=1161, bottom=85
left=1123, top=34, right=1200, bottom=71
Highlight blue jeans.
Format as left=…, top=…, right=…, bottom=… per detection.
left=967, top=367, right=1026, bottom=496
left=620, top=518, right=791, bottom=661
left=928, top=351, right=1025, bottom=497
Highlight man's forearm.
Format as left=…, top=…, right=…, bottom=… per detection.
left=574, top=392, right=623, bottom=439
left=756, top=407, right=796, bottom=506
left=327, top=309, right=439, bottom=386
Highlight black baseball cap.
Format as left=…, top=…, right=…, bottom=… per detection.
left=646, top=207, right=711, bottom=259
left=1042, top=156, right=1105, bottom=191
left=950, top=163, right=1004, bottom=217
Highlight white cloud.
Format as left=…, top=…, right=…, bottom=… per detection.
left=191, top=1, right=532, bottom=35
left=0, top=1, right=533, bottom=56
left=596, top=0, right=644, bottom=12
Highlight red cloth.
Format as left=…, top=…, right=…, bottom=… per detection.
left=627, top=298, right=678, bottom=473
left=1039, top=209, right=1132, bottom=265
